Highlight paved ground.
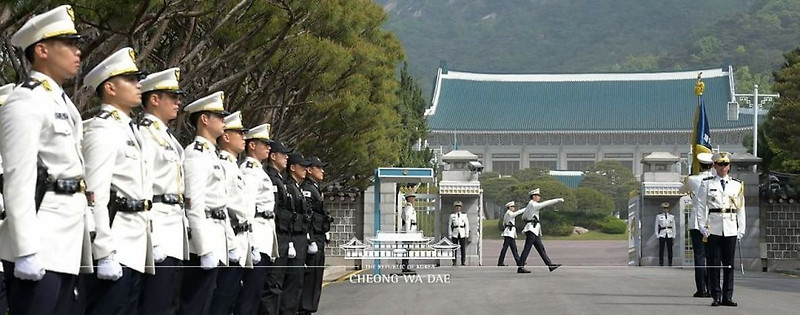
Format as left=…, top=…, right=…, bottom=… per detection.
left=318, top=240, right=800, bottom=314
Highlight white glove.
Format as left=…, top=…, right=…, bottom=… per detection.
left=228, top=248, right=240, bottom=264
left=153, top=246, right=167, bottom=263
left=699, top=225, right=710, bottom=238
left=97, top=257, right=123, bottom=281
left=14, top=254, right=45, bottom=281
left=200, top=252, right=218, bottom=270
left=287, top=242, right=297, bottom=259
left=325, top=232, right=331, bottom=242
left=557, top=198, right=565, bottom=202
left=251, top=248, right=261, bottom=265
left=308, top=242, right=318, bottom=255
left=737, top=232, right=744, bottom=240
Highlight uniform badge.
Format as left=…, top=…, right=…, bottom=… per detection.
left=303, top=190, right=311, bottom=198
left=67, top=6, right=75, bottom=21
left=193, top=141, right=205, bottom=152
left=175, top=69, right=181, bottom=81
left=54, top=112, right=69, bottom=120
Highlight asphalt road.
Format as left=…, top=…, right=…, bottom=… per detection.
left=318, top=240, right=800, bottom=315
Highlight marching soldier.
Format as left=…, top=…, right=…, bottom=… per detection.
left=697, top=152, right=745, bottom=307
left=262, top=139, right=293, bottom=314
left=0, top=83, right=15, bottom=315
left=400, top=193, right=417, bottom=273
left=82, top=47, right=154, bottom=314
left=498, top=201, right=524, bottom=266
left=0, top=6, right=93, bottom=314
left=138, top=68, right=189, bottom=314
left=517, top=188, right=564, bottom=274
left=180, top=91, right=231, bottom=315
left=235, top=124, right=280, bottom=315
left=655, top=202, right=676, bottom=266
left=300, top=156, right=331, bottom=314
left=684, top=152, right=714, bottom=297
left=449, top=201, right=469, bottom=266
left=210, top=111, right=252, bottom=314
left=282, top=152, right=313, bottom=314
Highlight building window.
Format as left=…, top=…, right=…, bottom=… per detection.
left=492, top=161, right=520, bottom=175
left=530, top=160, right=557, bottom=170
left=566, top=153, right=596, bottom=159
left=492, top=153, right=521, bottom=159
left=567, top=160, right=595, bottom=171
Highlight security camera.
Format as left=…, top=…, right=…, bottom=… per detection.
left=468, top=161, right=484, bottom=173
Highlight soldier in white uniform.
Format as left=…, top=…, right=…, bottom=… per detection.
left=498, top=201, right=524, bottom=266
left=400, top=193, right=417, bottom=273
left=517, top=188, right=564, bottom=274
left=82, top=47, right=154, bottom=314
left=235, top=124, right=280, bottom=315
left=449, top=201, right=469, bottom=266
left=697, top=152, right=745, bottom=307
left=138, top=68, right=189, bottom=314
left=655, top=202, right=676, bottom=266
left=0, top=6, right=93, bottom=314
left=210, top=111, right=252, bottom=314
left=180, top=91, right=230, bottom=315
left=0, top=83, right=15, bottom=315
left=683, top=152, right=714, bottom=297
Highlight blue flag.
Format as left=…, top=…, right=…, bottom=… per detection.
left=691, top=98, right=712, bottom=174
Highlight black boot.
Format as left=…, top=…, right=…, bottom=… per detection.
left=517, top=267, right=531, bottom=274
left=548, top=264, right=562, bottom=272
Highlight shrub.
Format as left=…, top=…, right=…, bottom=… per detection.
left=599, top=215, right=627, bottom=234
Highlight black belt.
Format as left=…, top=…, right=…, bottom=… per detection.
left=233, top=222, right=252, bottom=234
left=113, top=198, right=152, bottom=212
left=256, top=211, right=275, bottom=219
left=658, top=226, right=673, bottom=231
left=709, top=208, right=734, bottom=213
left=451, top=225, right=465, bottom=228
left=504, top=224, right=514, bottom=228
left=47, top=177, right=86, bottom=194
left=206, top=208, right=227, bottom=220
left=410, top=222, right=417, bottom=226
left=153, top=194, right=184, bottom=206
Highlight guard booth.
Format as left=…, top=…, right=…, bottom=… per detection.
left=437, top=150, right=484, bottom=266
left=629, top=152, right=685, bottom=266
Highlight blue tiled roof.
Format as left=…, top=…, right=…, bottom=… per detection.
left=426, top=68, right=752, bottom=132
left=552, top=174, right=583, bottom=188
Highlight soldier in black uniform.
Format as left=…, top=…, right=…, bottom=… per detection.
left=299, top=157, right=331, bottom=314
left=281, top=152, right=313, bottom=314
left=262, top=139, right=293, bottom=314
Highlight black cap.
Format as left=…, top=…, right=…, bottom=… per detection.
left=307, top=156, right=328, bottom=167
left=269, top=140, right=293, bottom=154
left=287, top=152, right=312, bottom=166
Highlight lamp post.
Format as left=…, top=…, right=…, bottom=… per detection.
left=734, top=84, right=778, bottom=161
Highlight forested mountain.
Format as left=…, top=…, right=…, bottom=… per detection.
left=377, top=0, right=800, bottom=97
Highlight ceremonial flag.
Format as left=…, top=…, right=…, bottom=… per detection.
left=691, top=75, right=712, bottom=174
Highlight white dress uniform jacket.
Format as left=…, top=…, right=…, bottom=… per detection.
left=697, top=175, right=745, bottom=237
left=655, top=213, right=676, bottom=238
left=501, top=209, right=525, bottom=238
left=83, top=104, right=154, bottom=274
left=401, top=203, right=417, bottom=232
left=521, top=198, right=562, bottom=236
left=449, top=212, right=469, bottom=239
left=219, top=151, right=252, bottom=267
left=0, top=72, right=92, bottom=275
left=683, top=170, right=713, bottom=230
left=184, top=136, right=231, bottom=265
left=140, top=114, right=189, bottom=261
left=240, top=157, right=279, bottom=259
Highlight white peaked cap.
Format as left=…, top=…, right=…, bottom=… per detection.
left=84, top=47, right=141, bottom=90
left=245, top=123, right=271, bottom=141
left=11, top=5, right=81, bottom=50
left=140, top=67, right=183, bottom=94
left=183, top=91, right=228, bottom=115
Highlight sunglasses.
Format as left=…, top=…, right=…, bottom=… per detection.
left=715, top=162, right=730, bottom=166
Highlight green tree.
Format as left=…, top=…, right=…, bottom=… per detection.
left=480, top=174, right=520, bottom=207
left=572, top=186, right=615, bottom=221
left=511, top=167, right=553, bottom=182
left=395, top=62, right=432, bottom=168
left=579, top=160, right=638, bottom=217
left=763, top=47, right=800, bottom=173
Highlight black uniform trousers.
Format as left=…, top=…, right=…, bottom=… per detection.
left=518, top=231, right=553, bottom=267
left=0, top=271, right=7, bottom=315
left=2, top=261, right=77, bottom=315
left=263, top=232, right=307, bottom=315
left=180, top=253, right=219, bottom=315
left=689, top=229, right=710, bottom=294
left=658, top=237, right=674, bottom=266
left=139, top=256, right=181, bottom=315
left=209, top=261, right=244, bottom=315
left=707, top=234, right=737, bottom=302
left=299, top=235, right=326, bottom=314
left=451, top=236, right=467, bottom=265
left=85, top=265, right=143, bottom=315
left=235, top=253, right=273, bottom=315
left=498, top=236, right=520, bottom=266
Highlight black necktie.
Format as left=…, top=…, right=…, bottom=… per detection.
left=720, top=180, right=726, bottom=191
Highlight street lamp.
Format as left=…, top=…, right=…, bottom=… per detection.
left=733, top=84, right=779, bottom=160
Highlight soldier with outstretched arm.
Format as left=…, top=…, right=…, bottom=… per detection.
left=517, top=188, right=564, bottom=274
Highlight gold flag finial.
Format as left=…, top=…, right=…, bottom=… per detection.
left=694, top=72, right=704, bottom=96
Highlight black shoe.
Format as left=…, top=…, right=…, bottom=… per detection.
left=461, top=262, right=465, bottom=266
left=721, top=300, right=738, bottom=307
left=548, top=264, right=562, bottom=272
left=703, top=292, right=712, bottom=298
left=497, top=263, right=506, bottom=266
left=693, top=291, right=708, bottom=298
left=517, top=267, right=531, bottom=274
left=711, top=300, right=721, bottom=307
